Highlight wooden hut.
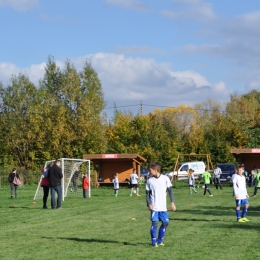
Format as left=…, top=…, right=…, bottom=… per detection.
left=230, top=148, right=260, bottom=170
left=82, top=153, right=147, bottom=186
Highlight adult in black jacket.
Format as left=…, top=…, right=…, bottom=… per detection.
left=8, top=168, right=20, bottom=198
left=49, top=160, right=63, bottom=209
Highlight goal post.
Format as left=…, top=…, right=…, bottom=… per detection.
left=61, top=158, right=91, bottom=200
left=33, top=158, right=91, bottom=201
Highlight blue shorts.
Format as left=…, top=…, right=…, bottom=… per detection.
left=150, top=211, right=169, bottom=223
left=204, top=184, right=210, bottom=188
left=235, top=199, right=249, bottom=207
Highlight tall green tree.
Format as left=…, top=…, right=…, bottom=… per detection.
left=1, top=74, right=39, bottom=169
left=38, top=57, right=107, bottom=160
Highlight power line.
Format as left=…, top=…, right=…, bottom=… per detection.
left=104, top=103, right=235, bottom=114
left=104, top=102, right=258, bottom=117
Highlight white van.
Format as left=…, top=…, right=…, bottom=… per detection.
left=169, top=161, right=206, bottom=180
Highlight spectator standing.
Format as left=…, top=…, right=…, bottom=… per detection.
left=250, top=166, right=257, bottom=187
left=82, top=173, right=90, bottom=198
left=8, top=168, right=20, bottom=199
left=49, top=160, right=63, bottom=209
left=40, top=164, right=51, bottom=209
left=213, top=165, right=223, bottom=190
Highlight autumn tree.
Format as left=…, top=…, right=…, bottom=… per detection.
left=0, top=73, right=40, bottom=169
left=38, top=57, right=107, bottom=160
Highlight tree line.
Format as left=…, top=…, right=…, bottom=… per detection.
left=0, top=56, right=259, bottom=174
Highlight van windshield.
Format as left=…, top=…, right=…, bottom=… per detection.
left=218, top=165, right=234, bottom=172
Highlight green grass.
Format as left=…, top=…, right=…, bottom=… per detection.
left=1, top=182, right=260, bottom=260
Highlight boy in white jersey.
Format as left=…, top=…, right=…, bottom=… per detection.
left=112, top=173, right=119, bottom=197
left=130, top=169, right=140, bottom=196
left=233, top=165, right=249, bottom=222
left=146, top=162, right=176, bottom=247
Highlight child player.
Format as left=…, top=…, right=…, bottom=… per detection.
left=146, top=162, right=176, bottom=247
left=202, top=168, right=213, bottom=196
left=112, top=173, right=119, bottom=197
left=233, top=165, right=249, bottom=222
left=130, top=169, right=141, bottom=197
left=82, top=173, right=89, bottom=199
left=188, top=169, right=198, bottom=195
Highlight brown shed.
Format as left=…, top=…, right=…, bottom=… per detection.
left=231, top=148, right=260, bottom=170
left=82, top=153, right=147, bottom=186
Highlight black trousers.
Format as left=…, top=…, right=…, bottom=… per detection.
left=43, top=186, right=50, bottom=207
left=214, top=177, right=222, bottom=189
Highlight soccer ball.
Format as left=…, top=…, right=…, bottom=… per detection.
left=133, top=190, right=136, bottom=194
left=202, top=185, right=205, bottom=188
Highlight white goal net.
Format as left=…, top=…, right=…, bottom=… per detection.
left=33, top=158, right=91, bottom=201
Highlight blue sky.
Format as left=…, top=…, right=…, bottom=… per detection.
left=1, top=0, right=260, bottom=117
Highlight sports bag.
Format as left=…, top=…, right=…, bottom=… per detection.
left=13, top=176, right=22, bottom=186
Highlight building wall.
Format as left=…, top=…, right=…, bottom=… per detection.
left=235, top=154, right=260, bottom=171
left=100, top=160, right=133, bottom=182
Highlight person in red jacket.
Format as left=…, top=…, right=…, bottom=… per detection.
left=82, top=173, right=90, bottom=198
left=40, top=163, right=51, bottom=209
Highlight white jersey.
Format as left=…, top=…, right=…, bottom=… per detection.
left=146, top=174, right=172, bottom=211
left=130, top=173, right=139, bottom=184
left=113, top=177, right=119, bottom=189
left=233, top=174, right=248, bottom=200
left=188, top=174, right=195, bottom=186
left=214, top=167, right=222, bottom=177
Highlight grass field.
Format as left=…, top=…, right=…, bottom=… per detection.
left=1, top=182, right=260, bottom=260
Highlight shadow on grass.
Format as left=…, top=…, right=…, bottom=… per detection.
left=211, top=223, right=260, bottom=230
left=175, top=206, right=260, bottom=217
left=6, top=206, right=46, bottom=210
left=8, top=206, right=30, bottom=209
left=42, top=236, right=149, bottom=246
left=169, top=217, right=219, bottom=222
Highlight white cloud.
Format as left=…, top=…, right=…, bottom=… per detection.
left=160, top=0, right=216, bottom=22
left=116, top=45, right=167, bottom=55
left=0, top=53, right=232, bottom=115
left=0, top=62, right=45, bottom=86
left=185, top=10, right=260, bottom=63
left=172, top=0, right=203, bottom=4
left=179, top=27, right=260, bottom=69
left=0, top=0, right=38, bottom=11
left=104, top=0, right=150, bottom=12
left=73, top=53, right=231, bottom=107
left=222, top=10, right=260, bottom=44
left=171, top=8, right=260, bottom=100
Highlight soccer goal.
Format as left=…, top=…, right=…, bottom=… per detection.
left=33, top=158, right=91, bottom=201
